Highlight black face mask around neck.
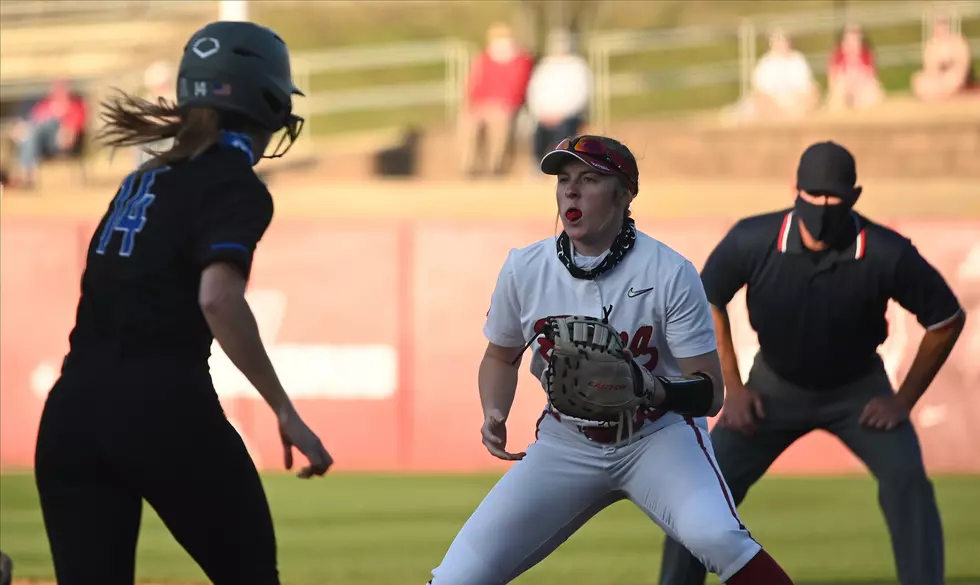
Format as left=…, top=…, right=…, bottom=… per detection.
left=794, top=195, right=853, bottom=243
left=556, top=218, right=637, bottom=280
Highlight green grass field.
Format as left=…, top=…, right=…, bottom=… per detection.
left=1, top=473, right=978, bottom=584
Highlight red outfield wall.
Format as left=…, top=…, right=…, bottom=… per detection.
left=2, top=217, right=978, bottom=474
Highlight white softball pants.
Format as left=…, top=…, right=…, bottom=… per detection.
left=427, top=414, right=761, bottom=584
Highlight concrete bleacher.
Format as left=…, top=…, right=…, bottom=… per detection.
left=336, top=94, right=980, bottom=183
left=5, top=93, right=978, bottom=202
left=614, top=95, right=980, bottom=180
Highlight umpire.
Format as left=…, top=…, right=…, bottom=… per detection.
left=658, top=141, right=965, bottom=585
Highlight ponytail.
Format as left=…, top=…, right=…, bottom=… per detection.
left=97, top=90, right=223, bottom=170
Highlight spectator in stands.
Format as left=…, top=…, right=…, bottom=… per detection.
left=459, top=22, right=534, bottom=177
left=5, top=79, right=87, bottom=190
left=731, top=29, right=819, bottom=122
left=826, top=23, right=884, bottom=111
left=526, top=29, right=592, bottom=172
left=912, top=15, right=975, bottom=102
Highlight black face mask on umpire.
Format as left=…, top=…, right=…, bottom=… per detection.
left=794, top=141, right=862, bottom=243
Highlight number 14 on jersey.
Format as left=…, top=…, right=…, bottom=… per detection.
left=96, top=167, right=170, bottom=258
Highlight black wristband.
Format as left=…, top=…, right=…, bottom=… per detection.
left=657, top=373, right=715, bottom=416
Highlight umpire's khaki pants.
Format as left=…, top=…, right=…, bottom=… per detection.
left=458, top=104, right=513, bottom=174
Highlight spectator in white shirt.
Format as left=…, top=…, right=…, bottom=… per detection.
left=526, top=29, right=592, bottom=166
left=736, top=30, right=819, bottom=121
left=912, top=16, right=976, bottom=102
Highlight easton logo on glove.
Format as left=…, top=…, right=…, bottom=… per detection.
left=587, top=381, right=630, bottom=392
left=520, top=315, right=652, bottom=424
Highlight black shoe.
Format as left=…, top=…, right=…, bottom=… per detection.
left=0, top=550, right=13, bottom=585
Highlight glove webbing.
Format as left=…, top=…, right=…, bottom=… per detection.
left=512, top=305, right=616, bottom=366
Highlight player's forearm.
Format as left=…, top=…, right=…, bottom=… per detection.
left=202, top=295, right=295, bottom=417
left=699, top=360, right=725, bottom=417
left=668, top=350, right=725, bottom=417
left=711, top=305, right=744, bottom=390
left=895, top=311, right=966, bottom=410
left=478, top=354, right=520, bottom=419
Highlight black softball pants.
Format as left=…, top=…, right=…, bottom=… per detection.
left=34, top=356, right=280, bottom=585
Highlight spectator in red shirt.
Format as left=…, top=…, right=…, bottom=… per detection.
left=458, top=23, right=533, bottom=177
left=826, top=23, right=884, bottom=111
left=8, top=79, right=87, bottom=189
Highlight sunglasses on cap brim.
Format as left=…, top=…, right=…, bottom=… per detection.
left=548, top=136, right=638, bottom=194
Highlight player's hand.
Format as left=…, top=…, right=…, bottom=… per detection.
left=717, top=384, right=765, bottom=435
left=278, top=407, right=333, bottom=478
left=482, top=410, right=526, bottom=461
left=859, top=395, right=910, bottom=431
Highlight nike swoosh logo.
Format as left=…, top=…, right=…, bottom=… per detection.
left=627, top=286, right=654, bottom=298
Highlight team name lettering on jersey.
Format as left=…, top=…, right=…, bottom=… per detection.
left=532, top=316, right=660, bottom=372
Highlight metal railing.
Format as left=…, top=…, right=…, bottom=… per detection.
left=587, top=23, right=743, bottom=129
left=587, top=0, right=980, bottom=131
left=0, top=1, right=210, bottom=101
left=4, top=0, right=977, bottom=139
left=289, top=0, right=979, bottom=134
left=290, top=39, right=471, bottom=136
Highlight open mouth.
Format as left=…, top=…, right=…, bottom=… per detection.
left=565, top=208, right=582, bottom=222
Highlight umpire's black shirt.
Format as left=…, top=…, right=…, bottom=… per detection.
left=701, top=208, right=962, bottom=390
left=65, top=141, right=273, bottom=366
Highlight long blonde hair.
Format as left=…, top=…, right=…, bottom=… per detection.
left=97, top=90, right=229, bottom=170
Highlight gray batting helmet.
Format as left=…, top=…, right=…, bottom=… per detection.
left=177, top=20, right=304, bottom=157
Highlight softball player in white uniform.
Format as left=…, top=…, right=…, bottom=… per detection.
left=426, top=136, right=795, bottom=585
